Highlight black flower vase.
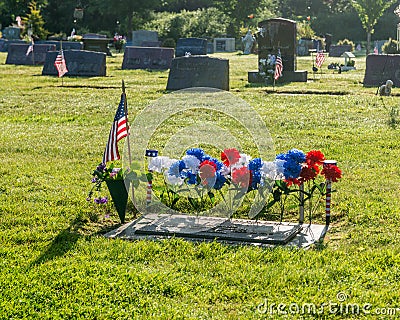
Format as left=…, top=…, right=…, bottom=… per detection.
left=106, top=179, right=130, bottom=223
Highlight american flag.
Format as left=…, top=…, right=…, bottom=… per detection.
left=54, top=50, right=68, bottom=77
left=315, top=51, right=325, bottom=68
left=274, top=50, right=283, bottom=80
left=26, top=38, right=34, bottom=56
left=102, top=94, right=128, bottom=164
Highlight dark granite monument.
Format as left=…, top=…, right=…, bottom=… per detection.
left=363, top=54, right=400, bottom=87
left=329, top=45, right=352, bottom=57
left=166, top=56, right=229, bottom=91
left=6, top=43, right=56, bottom=65
left=175, top=38, right=207, bottom=57
left=82, top=34, right=111, bottom=56
left=2, top=27, right=20, bottom=40
left=248, top=18, right=307, bottom=83
left=122, top=46, right=174, bottom=70
left=36, top=40, right=84, bottom=50
left=42, top=50, right=106, bottom=77
left=132, top=30, right=158, bottom=46
left=0, top=39, right=25, bottom=52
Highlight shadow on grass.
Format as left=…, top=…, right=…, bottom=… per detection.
left=30, top=213, right=123, bottom=266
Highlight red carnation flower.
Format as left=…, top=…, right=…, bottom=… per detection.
left=221, top=148, right=240, bottom=167
left=232, top=167, right=251, bottom=188
left=199, top=161, right=217, bottom=185
left=299, top=164, right=319, bottom=183
left=321, top=164, right=342, bottom=182
left=285, top=177, right=301, bottom=187
left=306, top=150, right=325, bottom=167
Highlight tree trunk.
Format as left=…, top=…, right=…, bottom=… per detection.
left=127, top=12, right=133, bottom=41
left=366, top=31, right=371, bottom=55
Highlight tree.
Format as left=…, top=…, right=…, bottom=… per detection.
left=351, top=0, right=396, bottom=55
left=22, top=1, right=48, bottom=39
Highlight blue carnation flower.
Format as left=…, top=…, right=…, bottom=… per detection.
left=276, top=153, right=287, bottom=161
left=214, top=172, right=226, bottom=190
left=186, top=172, right=198, bottom=185
left=248, top=158, right=263, bottom=171
left=283, top=159, right=302, bottom=179
left=250, top=170, right=262, bottom=190
left=169, top=160, right=186, bottom=177
left=186, top=148, right=205, bottom=161
left=286, top=148, right=306, bottom=163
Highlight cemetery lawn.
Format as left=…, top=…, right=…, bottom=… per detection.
left=1, top=51, right=400, bottom=319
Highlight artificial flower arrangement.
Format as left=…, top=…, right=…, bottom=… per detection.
left=148, top=147, right=342, bottom=221
left=259, top=54, right=278, bottom=82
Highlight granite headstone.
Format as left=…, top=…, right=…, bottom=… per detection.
left=166, top=56, right=229, bottom=91
left=83, top=34, right=111, bottom=56
left=42, top=50, right=106, bottom=77
left=257, top=18, right=297, bottom=72
left=6, top=44, right=56, bottom=65
left=132, top=30, right=158, bottom=46
left=175, top=38, right=207, bottom=57
left=122, top=46, right=174, bottom=70
left=2, top=27, right=20, bottom=40
left=329, top=45, right=351, bottom=57
left=36, top=40, right=83, bottom=50
left=213, top=38, right=236, bottom=52
left=363, top=54, right=400, bottom=87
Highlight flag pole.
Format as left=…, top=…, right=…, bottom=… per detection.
left=60, top=40, right=64, bottom=87
left=121, top=80, right=135, bottom=208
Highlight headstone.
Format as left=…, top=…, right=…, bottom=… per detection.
left=83, top=34, right=111, bottom=56
left=166, top=56, right=229, bottom=91
left=6, top=44, right=56, bottom=65
left=325, top=33, right=332, bottom=52
left=175, top=38, right=207, bottom=57
left=0, top=39, right=25, bottom=52
left=42, top=50, right=106, bottom=77
left=249, top=17, right=307, bottom=83
left=258, top=18, right=297, bottom=71
left=132, top=30, right=158, bottom=47
left=122, top=46, right=174, bottom=70
left=213, top=38, right=236, bottom=52
left=374, top=40, right=386, bottom=54
left=2, top=27, right=20, bottom=40
left=329, top=45, right=351, bottom=57
left=207, top=42, right=214, bottom=54
left=36, top=40, right=83, bottom=51
left=141, top=40, right=161, bottom=47
left=363, top=54, right=400, bottom=87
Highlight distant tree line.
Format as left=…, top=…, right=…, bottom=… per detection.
left=0, top=0, right=398, bottom=47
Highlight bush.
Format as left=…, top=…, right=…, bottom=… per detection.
left=337, top=38, right=355, bottom=51
left=382, top=38, right=400, bottom=54
left=144, top=8, right=229, bottom=42
left=162, top=38, right=176, bottom=48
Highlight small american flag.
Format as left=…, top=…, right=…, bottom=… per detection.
left=102, top=94, right=128, bottom=164
left=54, top=50, right=68, bottom=77
left=26, top=39, right=34, bottom=56
left=315, top=51, right=325, bottom=68
left=274, top=50, right=283, bottom=80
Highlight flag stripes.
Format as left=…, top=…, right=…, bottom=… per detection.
left=102, top=94, right=128, bottom=164
left=274, top=50, right=283, bottom=80
left=54, top=50, right=68, bottom=77
left=315, top=51, right=325, bottom=68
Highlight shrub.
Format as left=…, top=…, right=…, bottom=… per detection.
left=382, top=38, right=400, bottom=54
left=162, top=38, right=176, bottom=48
left=337, top=38, right=355, bottom=51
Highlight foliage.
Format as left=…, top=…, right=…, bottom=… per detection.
left=144, top=8, right=229, bottom=41
left=382, top=37, right=400, bottom=54
left=297, top=20, right=316, bottom=40
left=337, top=38, right=355, bottom=51
left=21, top=1, right=48, bottom=39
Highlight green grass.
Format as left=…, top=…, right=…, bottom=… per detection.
left=1, top=50, right=400, bottom=319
